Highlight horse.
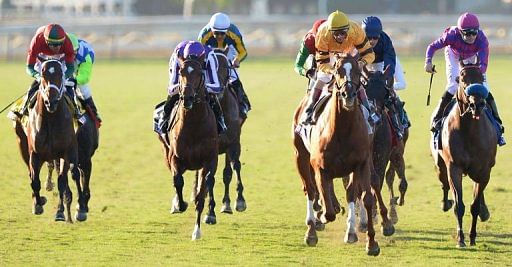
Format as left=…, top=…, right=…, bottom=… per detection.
left=158, top=56, right=219, bottom=240
left=20, top=58, right=82, bottom=222
left=430, top=61, right=497, bottom=247
left=353, top=66, right=395, bottom=231
left=385, top=126, right=409, bottom=224
left=292, top=54, right=390, bottom=256
left=213, top=49, right=247, bottom=213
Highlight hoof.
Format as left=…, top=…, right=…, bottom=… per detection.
left=470, top=238, right=476, bottom=246
left=55, top=211, right=65, bottom=221
left=314, top=220, right=325, bottom=231
left=170, top=200, right=188, bottom=214
left=381, top=223, right=395, bottom=236
left=344, top=232, right=358, bottom=244
left=366, top=242, right=380, bottom=256
left=75, top=211, right=88, bottom=222
left=441, top=200, right=454, bottom=212
left=220, top=203, right=233, bottom=214
left=191, top=230, right=201, bottom=240
left=479, top=205, right=490, bottom=222
left=357, top=223, right=368, bottom=233
left=456, top=241, right=466, bottom=248
left=204, top=214, right=217, bottom=225
left=398, top=196, right=405, bottom=206
left=304, top=234, right=318, bottom=247
left=235, top=199, right=247, bottom=212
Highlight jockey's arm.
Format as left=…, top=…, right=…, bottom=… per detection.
left=393, top=57, right=407, bottom=91
left=26, top=64, right=39, bottom=79
left=227, top=31, right=247, bottom=63
left=353, top=24, right=375, bottom=65
left=294, top=42, right=310, bottom=76
left=76, top=54, right=93, bottom=85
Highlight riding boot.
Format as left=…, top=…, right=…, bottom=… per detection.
left=431, top=91, right=454, bottom=132
left=358, top=89, right=380, bottom=124
left=161, top=94, right=179, bottom=132
left=209, top=93, right=227, bottom=134
left=65, top=85, right=83, bottom=123
left=84, top=97, right=102, bottom=124
left=231, top=79, right=251, bottom=119
left=302, top=79, right=325, bottom=125
left=486, top=92, right=506, bottom=146
left=16, top=80, right=40, bottom=118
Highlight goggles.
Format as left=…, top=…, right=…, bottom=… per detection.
left=47, top=41, right=63, bottom=47
left=332, top=28, right=349, bottom=38
left=461, top=29, right=478, bottom=36
left=213, top=31, right=226, bottom=37
left=368, top=36, right=380, bottom=40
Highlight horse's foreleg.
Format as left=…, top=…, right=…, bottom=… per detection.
left=170, top=170, right=188, bottom=214
left=80, top=158, right=92, bottom=213
left=203, top=167, right=217, bottom=225
left=29, top=153, right=45, bottom=215
left=231, top=144, right=246, bottom=212
left=384, top=163, right=399, bottom=224
left=391, top=145, right=408, bottom=206
left=45, top=161, right=55, bottom=191
left=470, top=178, right=489, bottom=246
left=448, top=165, right=465, bottom=248
left=315, top=169, right=336, bottom=224
left=56, top=159, right=73, bottom=223
left=221, top=154, right=233, bottom=213
left=192, top=170, right=207, bottom=240
left=358, top=161, right=380, bottom=256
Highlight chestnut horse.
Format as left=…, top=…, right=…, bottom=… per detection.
left=430, top=61, right=496, bottom=247
left=293, top=54, right=384, bottom=256
left=21, top=58, right=81, bottom=222
left=159, top=57, right=219, bottom=240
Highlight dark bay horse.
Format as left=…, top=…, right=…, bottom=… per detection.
left=385, top=126, right=409, bottom=224
left=292, top=54, right=382, bottom=256
left=430, top=62, right=496, bottom=247
left=213, top=49, right=247, bottom=213
left=22, top=58, right=81, bottom=222
left=158, top=57, right=219, bottom=240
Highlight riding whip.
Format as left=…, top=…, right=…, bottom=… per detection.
left=426, top=65, right=436, bottom=106
left=0, top=92, right=26, bottom=114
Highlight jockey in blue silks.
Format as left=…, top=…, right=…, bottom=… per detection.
left=161, top=41, right=226, bottom=133
left=362, top=16, right=409, bottom=140
left=425, top=12, right=504, bottom=146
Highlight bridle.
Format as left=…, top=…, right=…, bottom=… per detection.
left=179, top=58, right=207, bottom=105
left=39, top=60, right=65, bottom=105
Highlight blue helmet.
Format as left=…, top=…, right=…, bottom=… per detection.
left=183, top=41, right=205, bottom=59
left=362, top=16, right=382, bottom=38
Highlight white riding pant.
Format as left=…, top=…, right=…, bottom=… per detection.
left=226, top=44, right=241, bottom=83
left=76, top=84, right=92, bottom=100
left=444, top=47, right=488, bottom=95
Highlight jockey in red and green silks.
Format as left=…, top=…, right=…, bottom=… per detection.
left=67, top=33, right=101, bottom=126
left=198, top=12, right=251, bottom=119
left=294, top=19, right=326, bottom=79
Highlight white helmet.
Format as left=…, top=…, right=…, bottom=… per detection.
left=209, top=12, right=230, bottom=32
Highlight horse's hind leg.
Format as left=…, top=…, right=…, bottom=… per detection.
left=56, top=159, right=73, bottom=223
left=470, top=178, right=489, bottom=246
left=203, top=167, right=217, bottom=225
left=45, top=161, right=55, bottom=191
left=384, top=164, right=399, bottom=224
left=437, top=158, right=453, bottom=211
left=479, top=192, right=490, bottom=222
left=192, top=171, right=207, bottom=240
left=358, top=163, right=380, bottom=256
left=448, top=165, right=465, bottom=248
left=73, top=162, right=88, bottom=222
left=29, top=153, right=46, bottom=215
left=221, top=155, right=233, bottom=213
left=231, top=145, right=246, bottom=212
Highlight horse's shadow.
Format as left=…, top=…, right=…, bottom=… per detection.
left=395, top=229, right=512, bottom=247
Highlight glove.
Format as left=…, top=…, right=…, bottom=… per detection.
left=424, top=61, right=436, bottom=73
left=65, top=77, right=77, bottom=88
left=357, top=60, right=366, bottom=71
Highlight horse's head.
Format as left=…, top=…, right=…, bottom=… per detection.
left=456, top=61, right=487, bottom=119
left=39, top=58, right=65, bottom=113
left=178, top=57, right=205, bottom=110
left=333, top=54, right=360, bottom=110
left=361, top=65, right=392, bottom=113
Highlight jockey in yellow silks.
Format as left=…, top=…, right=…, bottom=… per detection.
left=302, top=10, right=378, bottom=125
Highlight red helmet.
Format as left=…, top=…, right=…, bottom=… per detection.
left=311, top=19, right=326, bottom=35
left=44, top=24, right=66, bottom=45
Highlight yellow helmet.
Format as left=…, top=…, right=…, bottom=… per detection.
left=327, top=10, right=349, bottom=31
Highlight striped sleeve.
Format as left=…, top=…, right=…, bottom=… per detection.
left=227, top=29, right=247, bottom=62
left=352, top=23, right=374, bottom=64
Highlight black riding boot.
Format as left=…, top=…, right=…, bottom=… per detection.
left=161, top=94, right=179, bottom=132
left=209, top=94, right=227, bottom=134
left=302, top=79, right=325, bottom=125
left=84, top=97, right=102, bottom=123
left=231, top=79, right=251, bottom=119
left=17, top=80, right=40, bottom=117
left=431, top=91, right=454, bottom=132
left=486, top=92, right=506, bottom=146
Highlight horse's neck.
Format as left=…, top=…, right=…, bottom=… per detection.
left=452, top=102, right=491, bottom=136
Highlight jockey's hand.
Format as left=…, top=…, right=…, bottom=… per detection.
left=33, top=73, right=41, bottom=82
left=65, top=77, right=77, bottom=88
left=232, top=58, right=240, bottom=68
left=425, top=61, right=436, bottom=74
left=306, top=68, right=316, bottom=79
left=357, top=60, right=366, bottom=71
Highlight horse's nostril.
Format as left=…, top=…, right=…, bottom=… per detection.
left=341, top=92, right=347, bottom=98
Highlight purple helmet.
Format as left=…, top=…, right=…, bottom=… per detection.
left=183, top=41, right=205, bottom=59
left=175, top=40, right=189, bottom=58
left=457, top=12, right=479, bottom=30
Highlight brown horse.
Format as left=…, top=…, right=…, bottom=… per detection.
left=159, top=57, right=219, bottom=240
left=21, top=58, right=81, bottom=222
left=292, top=54, right=384, bottom=256
left=430, top=61, right=496, bottom=247
left=213, top=49, right=247, bottom=213
left=385, top=126, right=409, bottom=224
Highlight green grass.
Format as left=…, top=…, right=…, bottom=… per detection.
left=1, top=56, right=511, bottom=265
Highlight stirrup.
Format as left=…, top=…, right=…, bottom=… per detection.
left=498, top=135, right=506, bottom=146
left=431, top=119, right=442, bottom=132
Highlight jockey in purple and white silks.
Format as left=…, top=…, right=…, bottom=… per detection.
left=425, top=12, right=504, bottom=145
left=161, top=41, right=226, bottom=133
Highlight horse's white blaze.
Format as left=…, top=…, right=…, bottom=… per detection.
left=191, top=224, right=201, bottom=240
left=343, top=62, right=352, bottom=82
left=187, top=66, right=194, bottom=74
left=346, top=202, right=356, bottom=233
left=305, top=199, right=314, bottom=225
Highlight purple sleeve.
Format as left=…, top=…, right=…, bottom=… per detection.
left=477, top=33, right=489, bottom=73
left=425, top=28, right=450, bottom=62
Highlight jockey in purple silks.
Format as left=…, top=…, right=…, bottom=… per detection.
left=161, top=41, right=227, bottom=133
left=425, top=12, right=505, bottom=145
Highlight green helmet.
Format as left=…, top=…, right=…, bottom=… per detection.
left=66, top=32, right=79, bottom=51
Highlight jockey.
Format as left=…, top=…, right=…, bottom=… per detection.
left=66, top=33, right=102, bottom=127
left=361, top=16, right=409, bottom=139
left=303, top=10, right=377, bottom=125
left=425, top=12, right=505, bottom=145
left=294, top=19, right=326, bottom=81
left=162, top=41, right=227, bottom=133
left=15, top=24, right=75, bottom=118
left=198, top=12, right=251, bottom=119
